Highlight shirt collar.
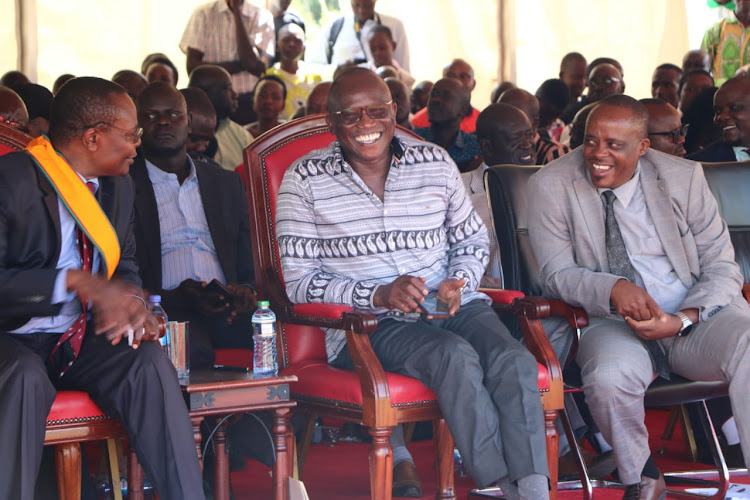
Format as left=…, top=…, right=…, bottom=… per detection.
left=145, top=155, right=197, bottom=184
left=332, top=137, right=405, bottom=174
left=74, top=170, right=99, bottom=193
left=597, top=160, right=641, bottom=208
left=733, top=146, right=750, bottom=161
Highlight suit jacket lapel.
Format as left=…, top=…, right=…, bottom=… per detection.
left=196, top=163, right=229, bottom=276
left=130, top=159, right=162, bottom=286
left=640, top=159, right=693, bottom=288
left=573, top=173, right=608, bottom=270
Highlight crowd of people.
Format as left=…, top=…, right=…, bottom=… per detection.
left=1, top=0, right=750, bottom=499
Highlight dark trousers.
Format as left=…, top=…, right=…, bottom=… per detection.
left=0, top=330, right=205, bottom=500
left=333, top=300, right=548, bottom=488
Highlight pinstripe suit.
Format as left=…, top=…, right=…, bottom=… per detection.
left=527, top=148, right=750, bottom=484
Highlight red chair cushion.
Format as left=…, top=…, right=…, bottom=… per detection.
left=284, top=361, right=550, bottom=406
left=46, top=390, right=107, bottom=424
left=479, top=288, right=525, bottom=305
left=292, top=303, right=354, bottom=319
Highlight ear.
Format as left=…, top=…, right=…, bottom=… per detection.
left=81, top=126, right=100, bottom=152
left=187, top=112, right=193, bottom=134
left=638, top=137, right=650, bottom=156
left=620, top=81, right=626, bottom=94
left=391, top=40, right=397, bottom=52
left=478, top=137, right=493, bottom=158
left=325, top=113, right=336, bottom=135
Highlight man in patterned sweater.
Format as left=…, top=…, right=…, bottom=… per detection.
left=276, top=68, right=549, bottom=500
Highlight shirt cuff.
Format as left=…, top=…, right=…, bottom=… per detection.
left=52, top=269, right=75, bottom=305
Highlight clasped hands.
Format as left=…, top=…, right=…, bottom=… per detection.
left=610, top=280, right=683, bottom=340
left=372, top=275, right=465, bottom=317
left=174, top=279, right=257, bottom=325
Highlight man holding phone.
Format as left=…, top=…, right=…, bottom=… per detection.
left=276, top=68, right=549, bottom=499
left=129, top=82, right=257, bottom=369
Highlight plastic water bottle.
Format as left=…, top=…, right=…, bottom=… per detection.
left=150, top=295, right=169, bottom=348
left=252, top=300, right=278, bottom=377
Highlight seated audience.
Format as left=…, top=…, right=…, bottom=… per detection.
left=641, top=98, right=687, bottom=157
left=303, top=81, right=332, bottom=116
left=52, top=74, right=75, bottom=95
left=586, top=63, right=625, bottom=104
left=414, top=77, right=482, bottom=172
left=559, top=52, right=588, bottom=110
left=682, top=49, right=711, bottom=74
left=188, top=64, right=254, bottom=170
left=679, top=70, right=714, bottom=115
left=499, top=87, right=569, bottom=164
left=535, top=78, right=569, bottom=142
left=0, top=86, right=30, bottom=132
left=528, top=94, right=750, bottom=500
left=385, top=77, right=412, bottom=130
left=13, top=83, right=53, bottom=138
left=466, top=103, right=535, bottom=288
left=0, top=75, right=204, bottom=499
left=560, top=56, right=623, bottom=124
left=687, top=76, right=750, bottom=162
left=0, top=70, right=30, bottom=88
left=411, top=80, right=432, bottom=114
left=265, top=23, right=323, bottom=120
left=112, top=69, right=148, bottom=100
left=277, top=67, right=550, bottom=500
left=367, top=25, right=415, bottom=88
left=651, top=63, right=682, bottom=109
left=410, top=59, right=480, bottom=133
left=246, top=75, right=286, bottom=137
left=145, top=59, right=179, bottom=87
left=180, top=87, right=219, bottom=160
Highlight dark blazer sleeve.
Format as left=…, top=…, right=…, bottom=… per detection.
left=101, top=175, right=142, bottom=287
left=686, top=141, right=737, bottom=162
left=231, top=169, right=255, bottom=285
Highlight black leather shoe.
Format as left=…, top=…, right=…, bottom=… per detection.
left=559, top=449, right=616, bottom=481
left=622, top=473, right=666, bottom=500
left=392, top=461, right=422, bottom=498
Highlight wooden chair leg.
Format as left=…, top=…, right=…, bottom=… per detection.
left=368, top=426, right=393, bottom=500
left=403, top=422, right=416, bottom=447
left=433, top=419, right=457, bottom=500
left=296, top=413, right=317, bottom=480
left=214, top=421, right=230, bottom=500
left=128, top=446, right=145, bottom=500
left=544, top=409, right=559, bottom=500
left=55, top=442, right=82, bottom=500
left=106, top=438, right=123, bottom=500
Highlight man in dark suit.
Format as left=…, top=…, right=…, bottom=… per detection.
left=130, top=82, right=256, bottom=370
left=687, top=76, right=750, bottom=162
left=0, top=77, right=204, bottom=499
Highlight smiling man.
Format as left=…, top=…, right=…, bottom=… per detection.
left=277, top=68, right=550, bottom=499
left=687, top=76, right=750, bottom=162
left=528, top=94, right=750, bottom=500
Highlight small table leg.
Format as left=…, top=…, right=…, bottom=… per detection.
left=191, top=416, right=205, bottom=471
left=213, top=420, right=230, bottom=500
left=273, top=408, right=292, bottom=500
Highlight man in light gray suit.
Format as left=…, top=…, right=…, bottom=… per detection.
left=527, top=94, right=750, bottom=500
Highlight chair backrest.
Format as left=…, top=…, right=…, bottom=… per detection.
left=0, top=122, right=32, bottom=155
left=485, top=164, right=543, bottom=295
left=701, top=160, right=750, bottom=282
left=243, top=116, right=422, bottom=367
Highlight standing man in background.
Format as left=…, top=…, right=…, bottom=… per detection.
left=180, top=0, right=275, bottom=125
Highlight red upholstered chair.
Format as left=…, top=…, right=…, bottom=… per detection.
left=0, top=122, right=143, bottom=500
left=241, top=115, right=565, bottom=499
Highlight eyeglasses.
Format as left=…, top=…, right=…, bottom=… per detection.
left=142, top=110, right=185, bottom=123
left=84, top=122, right=143, bottom=144
left=648, top=124, right=689, bottom=143
left=333, top=100, right=393, bottom=125
left=588, top=77, right=621, bottom=88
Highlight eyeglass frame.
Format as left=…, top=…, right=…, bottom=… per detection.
left=587, top=77, right=622, bottom=88
left=332, top=100, right=394, bottom=125
left=648, top=124, right=689, bottom=144
left=81, top=121, right=143, bottom=143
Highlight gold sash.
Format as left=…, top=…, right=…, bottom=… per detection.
left=25, top=135, right=120, bottom=278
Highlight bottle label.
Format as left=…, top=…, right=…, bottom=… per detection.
left=259, top=323, right=274, bottom=335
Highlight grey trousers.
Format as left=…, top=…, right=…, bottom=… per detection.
left=333, top=300, right=548, bottom=488
left=546, top=296, right=750, bottom=485
left=0, top=330, right=205, bottom=500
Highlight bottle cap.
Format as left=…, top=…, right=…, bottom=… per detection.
left=258, top=300, right=270, bottom=308
left=149, top=295, right=162, bottom=303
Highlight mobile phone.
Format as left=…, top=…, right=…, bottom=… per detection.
left=418, top=295, right=451, bottom=319
left=206, top=279, right=230, bottom=297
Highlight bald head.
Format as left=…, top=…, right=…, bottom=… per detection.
left=498, top=88, right=540, bottom=128
left=427, top=77, right=471, bottom=126
left=328, top=68, right=389, bottom=113
left=682, top=49, right=710, bottom=74
left=476, top=103, right=535, bottom=165
left=0, top=86, right=30, bottom=131
left=188, top=65, right=237, bottom=119
left=443, top=58, right=475, bottom=91
left=589, top=94, right=649, bottom=140
left=305, top=81, right=332, bottom=116
left=375, top=65, right=399, bottom=80
left=640, top=98, right=686, bottom=157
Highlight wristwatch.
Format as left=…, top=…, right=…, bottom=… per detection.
left=675, top=311, right=693, bottom=337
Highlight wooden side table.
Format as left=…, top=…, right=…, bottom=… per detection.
left=182, top=370, right=297, bottom=500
